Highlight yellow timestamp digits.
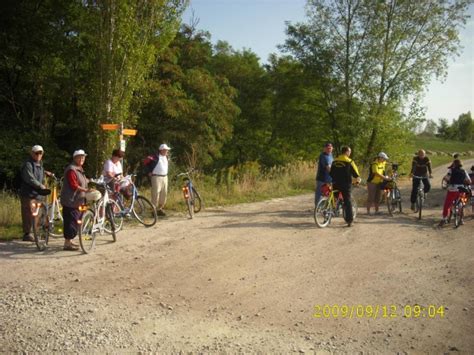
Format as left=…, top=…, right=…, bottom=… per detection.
left=313, top=304, right=445, bottom=319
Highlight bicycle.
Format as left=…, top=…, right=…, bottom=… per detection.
left=412, top=176, right=427, bottom=220
left=112, top=174, right=157, bottom=227
left=46, top=174, right=63, bottom=237
left=176, top=169, right=202, bottom=219
left=314, top=183, right=357, bottom=228
left=31, top=188, right=52, bottom=251
left=383, top=172, right=402, bottom=216
left=78, top=180, right=118, bottom=254
left=448, top=186, right=471, bottom=228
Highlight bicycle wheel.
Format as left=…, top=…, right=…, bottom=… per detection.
left=386, top=191, right=394, bottom=216
left=314, top=197, right=332, bottom=228
left=453, top=202, right=463, bottom=228
left=395, top=188, right=402, bottom=213
left=416, top=192, right=423, bottom=220
left=102, top=199, right=123, bottom=233
left=33, top=204, right=49, bottom=251
left=132, top=195, right=157, bottom=227
left=186, top=195, right=194, bottom=219
left=105, top=202, right=117, bottom=242
left=49, top=202, right=63, bottom=237
left=191, top=187, right=202, bottom=213
left=342, top=197, right=358, bottom=220
left=78, top=210, right=96, bottom=254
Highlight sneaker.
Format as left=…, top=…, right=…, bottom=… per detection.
left=157, top=209, right=166, bottom=217
left=438, top=219, right=446, bottom=228
left=22, top=234, right=34, bottom=242
left=347, top=222, right=353, bottom=227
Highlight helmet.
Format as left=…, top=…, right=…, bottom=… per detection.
left=378, top=152, right=389, bottom=160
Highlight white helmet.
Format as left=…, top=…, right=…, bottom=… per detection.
left=378, top=152, right=389, bottom=160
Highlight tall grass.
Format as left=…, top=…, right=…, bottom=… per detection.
left=165, top=161, right=316, bottom=211
left=0, top=190, right=22, bottom=240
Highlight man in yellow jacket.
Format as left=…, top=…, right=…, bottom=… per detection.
left=330, top=146, right=361, bottom=227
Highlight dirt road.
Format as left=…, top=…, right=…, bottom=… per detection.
left=1, top=161, right=473, bottom=353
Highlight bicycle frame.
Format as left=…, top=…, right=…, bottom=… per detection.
left=113, top=175, right=138, bottom=216
left=47, top=175, right=63, bottom=236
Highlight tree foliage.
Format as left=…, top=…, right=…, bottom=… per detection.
left=283, top=0, right=471, bottom=161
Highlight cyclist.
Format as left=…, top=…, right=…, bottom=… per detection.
left=329, top=146, right=361, bottom=227
left=102, top=149, right=131, bottom=198
left=366, top=152, right=390, bottom=215
left=103, top=149, right=124, bottom=184
left=438, top=159, right=471, bottom=227
left=19, top=145, right=52, bottom=241
left=60, top=150, right=99, bottom=251
left=409, top=149, right=433, bottom=211
left=315, top=142, right=333, bottom=205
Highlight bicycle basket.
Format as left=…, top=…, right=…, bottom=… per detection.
left=321, top=183, right=332, bottom=197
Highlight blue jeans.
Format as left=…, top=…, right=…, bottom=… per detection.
left=315, top=180, right=326, bottom=205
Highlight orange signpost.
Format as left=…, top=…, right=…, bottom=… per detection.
left=101, top=123, right=120, bottom=130
left=122, top=129, right=137, bottom=136
left=100, top=122, right=137, bottom=152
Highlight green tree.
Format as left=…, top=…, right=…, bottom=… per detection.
left=211, top=42, right=272, bottom=167
left=79, top=0, right=187, bottom=171
left=131, top=26, right=240, bottom=168
left=456, top=111, right=473, bottom=142
left=284, top=0, right=471, bottom=161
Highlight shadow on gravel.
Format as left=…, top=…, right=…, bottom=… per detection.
left=0, top=238, right=115, bottom=260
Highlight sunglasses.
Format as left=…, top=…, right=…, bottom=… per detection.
left=34, top=152, right=43, bottom=155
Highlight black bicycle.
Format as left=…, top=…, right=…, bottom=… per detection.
left=412, top=176, right=426, bottom=220
left=383, top=167, right=402, bottom=216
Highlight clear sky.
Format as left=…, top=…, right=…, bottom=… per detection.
left=183, top=0, right=473, bottom=124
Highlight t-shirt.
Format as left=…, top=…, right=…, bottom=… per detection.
left=102, top=159, right=123, bottom=182
left=411, top=156, right=432, bottom=177
left=368, top=161, right=386, bottom=184
left=152, top=154, right=168, bottom=176
left=316, top=152, right=333, bottom=182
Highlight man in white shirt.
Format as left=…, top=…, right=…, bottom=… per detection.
left=150, top=144, right=170, bottom=216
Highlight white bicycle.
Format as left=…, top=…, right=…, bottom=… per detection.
left=78, top=177, right=122, bottom=254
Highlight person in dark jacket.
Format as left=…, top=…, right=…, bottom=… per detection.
left=60, top=149, right=91, bottom=251
left=329, top=146, right=361, bottom=227
left=19, top=145, right=51, bottom=241
left=438, top=159, right=471, bottom=227
left=409, top=149, right=433, bottom=211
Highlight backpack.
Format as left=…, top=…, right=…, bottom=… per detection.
left=142, top=154, right=158, bottom=175
left=366, top=159, right=377, bottom=183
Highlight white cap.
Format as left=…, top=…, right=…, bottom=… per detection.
left=378, top=152, right=389, bottom=160
left=73, top=149, right=87, bottom=158
left=31, top=145, right=44, bottom=153
left=159, top=143, right=171, bottom=151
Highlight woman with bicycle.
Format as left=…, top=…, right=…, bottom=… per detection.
left=60, top=150, right=100, bottom=251
left=438, top=159, right=471, bottom=228
left=366, top=152, right=390, bottom=215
